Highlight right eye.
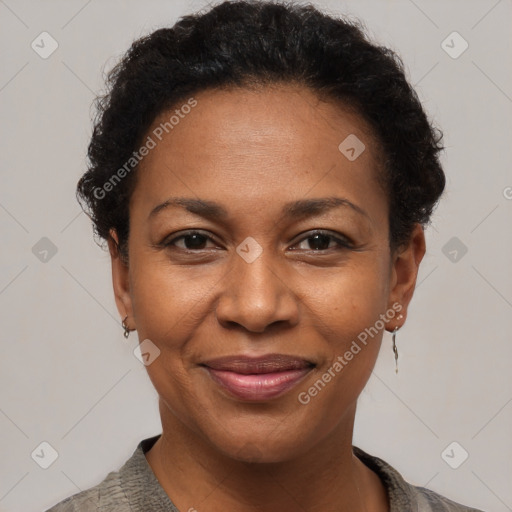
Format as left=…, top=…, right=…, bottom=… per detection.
left=164, top=230, right=219, bottom=251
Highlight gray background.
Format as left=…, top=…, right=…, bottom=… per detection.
left=1, top=0, right=511, bottom=511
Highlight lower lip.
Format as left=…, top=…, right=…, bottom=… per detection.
left=204, top=367, right=313, bottom=401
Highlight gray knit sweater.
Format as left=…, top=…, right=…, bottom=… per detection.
left=45, top=435, right=484, bottom=511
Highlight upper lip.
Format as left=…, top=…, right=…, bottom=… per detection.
left=201, top=354, right=315, bottom=374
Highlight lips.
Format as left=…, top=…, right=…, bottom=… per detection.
left=201, top=354, right=315, bottom=401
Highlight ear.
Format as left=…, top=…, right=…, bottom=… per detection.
left=386, top=223, right=426, bottom=330
left=107, top=229, right=134, bottom=330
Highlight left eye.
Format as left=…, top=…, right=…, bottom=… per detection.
left=165, top=231, right=216, bottom=250
left=294, top=231, right=352, bottom=251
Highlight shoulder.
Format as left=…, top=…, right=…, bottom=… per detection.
left=44, top=435, right=167, bottom=512
left=409, top=484, right=485, bottom=512
left=44, top=467, right=128, bottom=512
left=353, top=446, right=486, bottom=512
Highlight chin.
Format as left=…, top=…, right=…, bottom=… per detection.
left=200, top=419, right=314, bottom=464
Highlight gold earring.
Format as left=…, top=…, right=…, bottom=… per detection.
left=122, top=316, right=130, bottom=339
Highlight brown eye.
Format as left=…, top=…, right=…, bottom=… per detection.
left=165, top=231, right=217, bottom=250
left=294, top=231, right=353, bottom=251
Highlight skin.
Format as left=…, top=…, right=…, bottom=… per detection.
left=108, top=84, right=425, bottom=512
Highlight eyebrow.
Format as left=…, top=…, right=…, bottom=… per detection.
left=148, top=196, right=370, bottom=221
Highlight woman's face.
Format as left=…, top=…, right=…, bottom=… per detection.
left=111, top=84, right=424, bottom=462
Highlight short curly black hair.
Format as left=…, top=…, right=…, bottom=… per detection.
left=77, top=0, right=445, bottom=258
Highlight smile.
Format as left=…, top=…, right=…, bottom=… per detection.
left=201, top=354, right=315, bottom=401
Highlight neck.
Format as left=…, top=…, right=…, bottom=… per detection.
left=145, top=400, right=388, bottom=512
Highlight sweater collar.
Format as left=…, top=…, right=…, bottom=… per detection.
left=119, top=435, right=415, bottom=511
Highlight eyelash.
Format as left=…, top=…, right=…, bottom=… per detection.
left=162, top=229, right=354, bottom=252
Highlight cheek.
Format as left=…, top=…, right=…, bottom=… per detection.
left=296, top=256, right=390, bottom=334
left=293, top=258, right=388, bottom=395
left=127, top=257, right=220, bottom=390
left=128, top=259, right=213, bottom=428
left=129, top=254, right=226, bottom=341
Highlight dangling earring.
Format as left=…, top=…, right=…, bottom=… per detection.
left=392, top=313, right=404, bottom=374
left=122, top=316, right=130, bottom=339
left=392, top=327, right=399, bottom=374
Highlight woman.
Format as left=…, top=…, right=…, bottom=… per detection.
left=46, top=1, right=484, bottom=510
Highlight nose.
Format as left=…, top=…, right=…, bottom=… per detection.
left=215, top=249, right=300, bottom=333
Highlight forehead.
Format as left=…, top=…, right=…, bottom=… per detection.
left=132, top=84, right=387, bottom=226
left=150, top=84, right=380, bottom=161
